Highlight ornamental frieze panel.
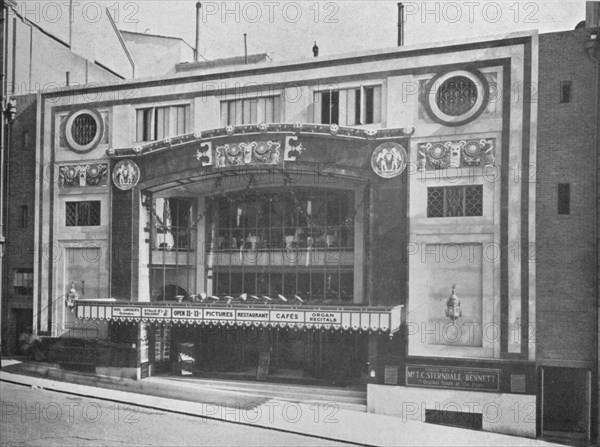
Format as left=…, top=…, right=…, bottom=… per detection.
left=417, top=138, right=495, bottom=171
left=59, top=163, right=108, bottom=187
left=214, top=141, right=281, bottom=168
left=106, top=124, right=414, bottom=158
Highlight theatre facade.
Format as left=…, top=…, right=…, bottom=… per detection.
left=31, top=30, right=560, bottom=438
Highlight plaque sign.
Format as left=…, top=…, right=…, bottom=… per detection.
left=406, top=365, right=500, bottom=392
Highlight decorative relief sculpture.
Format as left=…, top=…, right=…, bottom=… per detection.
left=284, top=136, right=305, bottom=161
left=371, top=142, right=408, bottom=179
left=112, top=159, right=140, bottom=191
left=59, top=163, right=108, bottom=187
left=194, top=142, right=213, bottom=167
left=417, top=138, right=495, bottom=171
left=214, top=141, right=281, bottom=168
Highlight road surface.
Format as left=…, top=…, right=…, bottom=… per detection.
left=1, top=381, right=351, bottom=446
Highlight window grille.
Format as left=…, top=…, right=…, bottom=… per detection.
left=427, top=185, right=482, bottom=218
left=436, top=76, right=478, bottom=116
left=71, top=113, right=98, bottom=146
left=65, top=201, right=101, bottom=226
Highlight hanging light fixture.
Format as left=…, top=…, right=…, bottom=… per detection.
left=445, top=284, right=462, bottom=324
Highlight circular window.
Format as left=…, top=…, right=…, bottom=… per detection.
left=424, top=69, right=489, bottom=127
left=62, top=108, right=104, bottom=153
left=71, top=113, right=98, bottom=146
left=436, top=76, right=478, bottom=116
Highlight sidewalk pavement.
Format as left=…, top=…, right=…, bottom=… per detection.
left=1, top=359, right=561, bottom=447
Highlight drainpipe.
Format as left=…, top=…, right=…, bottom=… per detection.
left=0, top=0, right=8, bottom=359
left=195, top=2, right=201, bottom=62
left=397, top=3, right=404, bottom=46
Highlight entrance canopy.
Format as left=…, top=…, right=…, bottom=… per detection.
left=74, top=301, right=403, bottom=334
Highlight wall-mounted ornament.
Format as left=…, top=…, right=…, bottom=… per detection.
left=215, top=141, right=281, bottom=168
left=194, top=141, right=213, bottom=167
left=66, top=283, right=79, bottom=308
left=59, top=163, right=108, bottom=187
left=445, top=284, right=462, bottom=324
left=112, top=159, right=140, bottom=190
left=418, top=138, right=495, bottom=171
left=284, top=136, right=305, bottom=161
left=371, top=142, right=407, bottom=178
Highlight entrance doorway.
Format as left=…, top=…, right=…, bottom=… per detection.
left=14, top=309, right=33, bottom=355
left=541, top=367, right=591, bottom=444
left=157, top=325, right=368, bottom=386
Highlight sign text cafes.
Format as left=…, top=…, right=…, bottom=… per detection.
left=111, top=307, right=342, bottom=326
left=406, top=365, right=500, bottom=392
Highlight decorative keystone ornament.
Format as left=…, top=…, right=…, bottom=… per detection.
left=371, top=142, right=407, bottom=178
left=112, top=159, right=140, bottom=190
left=402, top=126, right=415, bottom=136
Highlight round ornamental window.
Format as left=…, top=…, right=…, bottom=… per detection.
left=436, top=76, right=478, bottom=116
left=71, top=113, right=98, bottom=146
left=424, top=69, right=489, bottom=127
left=62, top=108, right=104, bottom=153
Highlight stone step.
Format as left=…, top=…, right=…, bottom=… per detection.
left=156, top=377, right=367, bottom=411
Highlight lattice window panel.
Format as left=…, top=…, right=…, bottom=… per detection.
left=445, top=187, right=464, bottom=217
left=427, top=187, right=444, bottom=217
left=427, top=185, right=483, bottom=218
left=71, top=113, right=98, bottom=146
left=436, top=76, right=478, bottom=116
left=65, top=201, right=101, bottom=226
left=464, top=185, right=483, bottom=216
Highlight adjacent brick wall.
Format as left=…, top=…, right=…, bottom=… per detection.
left=2, top=94, right=37, bottom=354
left=536, top=29, right=598, bottom=363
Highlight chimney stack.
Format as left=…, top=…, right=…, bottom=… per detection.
left=195, top=2, right=202, bottom=61
left=397, top=2, right=405, bottom=46
left=586, top=1, right=600, bottom=28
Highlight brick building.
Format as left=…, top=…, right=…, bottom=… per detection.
left=1, top=3, right=194, bottom=356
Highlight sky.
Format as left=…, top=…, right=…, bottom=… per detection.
left=14, top=1, right=589, bottom=61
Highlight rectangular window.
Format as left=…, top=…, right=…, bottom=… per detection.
left=560, top=81, right=572, bottom=103
left=19, top=205, right=27, bottom=228
left=320, top=90, right=340, bottom=125
left=203, top=188, right=355, bottom=303
left=558, top=183, right=570, bottom=215
left=427, top=185, right=483, bottom=218
left=220, top=96, right=281, bottom=126
left=153, top=198, right=195, bottom=250
left=136, top=105, right=190, bottom=142
left=65, top=201, right=101, bottom=226
left=314, top=86, right=381, bottom=125
left=13, top=269, right=34, bottom=295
